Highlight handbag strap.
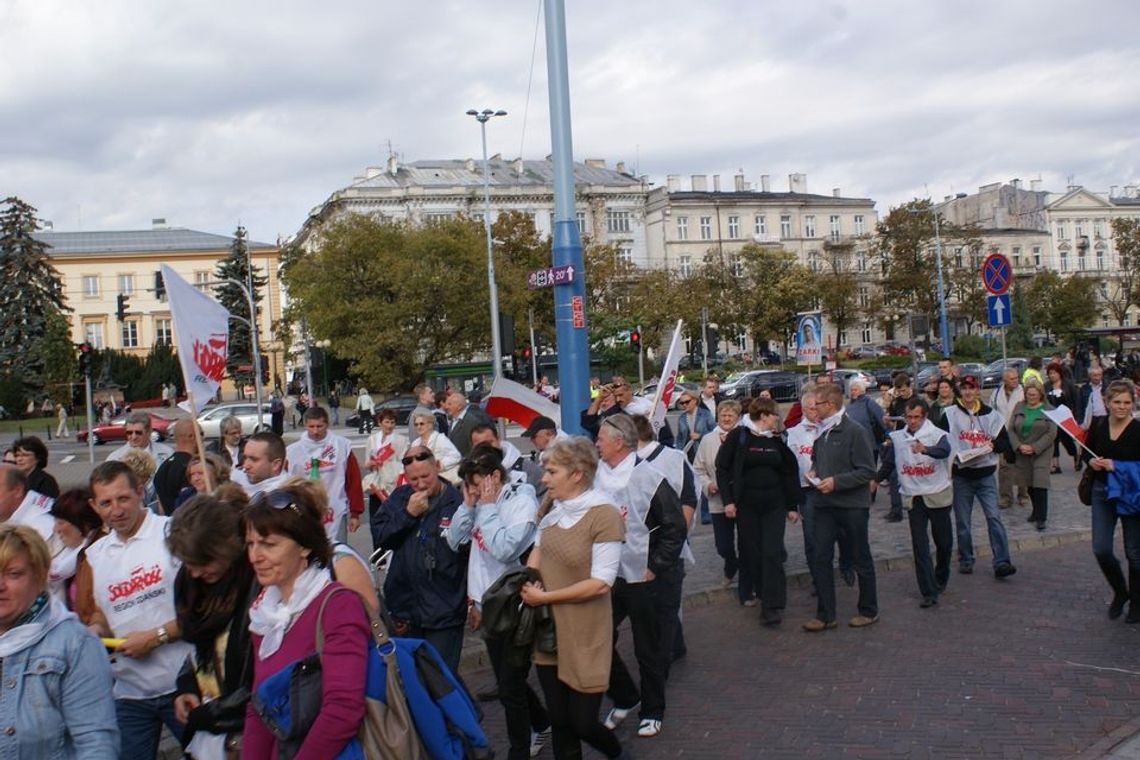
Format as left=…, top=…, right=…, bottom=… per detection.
left=314, top=584, right=394, bottom=654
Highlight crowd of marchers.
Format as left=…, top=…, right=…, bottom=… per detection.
left=0, top=357, right=1136, bottom=760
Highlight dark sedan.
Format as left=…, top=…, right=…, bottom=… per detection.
left=345, top=394, right=419, bottom=428
left=720, top=370, right=805, bottom=402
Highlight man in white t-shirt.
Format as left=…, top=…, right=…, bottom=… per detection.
left=107, top=411, right=174, bottom=466
left=0, top=464, right=56, bottom=543
left=83, top=460, right=193, bottom=759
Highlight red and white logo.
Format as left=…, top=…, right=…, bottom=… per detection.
left=193, top=332, right=228, bottom=383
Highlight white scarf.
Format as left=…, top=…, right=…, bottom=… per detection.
left=539, top=488, right=613, bottom=531
left=595, top=452, right=636, bottom=495
left=741, top=416, right=774, bottom=437
left=816, top=409, right=845, bottom=439
left=248, top=564, right=331, bottom=659
left=0, top=598, right=75, bottom=658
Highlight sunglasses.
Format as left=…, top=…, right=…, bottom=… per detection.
left=402, top=451, right=434, bottom=466
left=254, top=489, right=301, bottom=516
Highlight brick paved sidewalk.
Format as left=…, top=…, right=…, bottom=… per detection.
left=467, top=538, right=1140, bottom=759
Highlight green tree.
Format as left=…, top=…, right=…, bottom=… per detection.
left=817, top=240, right=861, bottom=350
left=1006, top=283, right=1034, bottom=350
left=40, top=310, right=77, bottom=405
left=1103, top=218, right=1140, bottom=325
left=0, top=197, right=68, bottom=394
left=946, top=265, right=989, bottom=336
left=215, top=225, right=268, bottom=387
left=736, top=245, right=818, bottom=351
left=1026, top=271, right=1098, bottom=343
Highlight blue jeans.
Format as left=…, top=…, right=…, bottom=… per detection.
left=800, top=488, right=853, bottom=578
left=952, top=473, right=1011, bottom=568
left=1091, top=480, right=1140, bottom=601
left=699, top=493, right=711, bottom=523
left=116, top=692, right=183, bottom=759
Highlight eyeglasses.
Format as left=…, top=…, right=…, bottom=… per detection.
left=402, top=451, right=434, bottom=466
left=253, top=489, right=301, bottom=516
left=680, top=399, right=695, bottom=406
left=125, top=429, right=147, bottom=437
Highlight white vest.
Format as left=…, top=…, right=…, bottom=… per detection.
left=889, top=421, right=952, bottom=497
left=640, top=443, right=696, bottom=565
left=87, top=511, right=192, bottom=699
left=786, top=421, right=819, bottom=487
left=943, top=403, right=1006, bottom=472
left=11, top=491, right=69, bottom=601
left=597, top=455, right=669, bottom=583
left=287, top=432, right=354, bottom=538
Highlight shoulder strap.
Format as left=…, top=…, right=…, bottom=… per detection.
left=315, top=583, right=392, bottom=655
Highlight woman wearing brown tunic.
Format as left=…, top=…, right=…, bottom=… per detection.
left=521, top=438, right=626, bottom=760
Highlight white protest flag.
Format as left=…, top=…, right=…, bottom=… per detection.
left=161, top=265, right=230, bottom=413
left=650, top=319, right=685, bottom=432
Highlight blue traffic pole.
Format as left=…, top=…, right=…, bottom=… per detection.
left=545, top=0, right=589, bottom=434
left=933, top=213, right=951, bottom=356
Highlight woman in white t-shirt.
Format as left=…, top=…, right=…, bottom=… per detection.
left=365, top=409, right=409, bottom=517
left=410, top=411, right=461, bottom=483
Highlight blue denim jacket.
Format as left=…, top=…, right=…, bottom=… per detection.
left=0, top=605, right=119, bottom=758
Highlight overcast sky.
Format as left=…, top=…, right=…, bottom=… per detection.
left=3, top=0, right=1137, bottom=244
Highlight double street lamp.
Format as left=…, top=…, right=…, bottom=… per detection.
left=466, top=108, right=508, bottom=384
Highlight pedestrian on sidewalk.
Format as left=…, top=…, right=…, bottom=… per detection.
left=1085, top=379, right=1140, bottom=622
left=1007, top=380, right=1057, bottom=531
left=354, top=387, right=374, bottom=434
left=55, top=403, right=69, bottom=438
left=328, top=388, right=341, bottom=426
left=879, top=397, right=953, bottom=608
left=803, top=383, right=879, bottom=632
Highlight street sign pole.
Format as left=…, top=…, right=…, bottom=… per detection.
left=528, top=307, right=539, bottom=386
left=637, top=323, right=645, bottom=387
left=85, top=373, right=95, bottom=464
left=701, top=306, right=709, bottom=376
left=1001, top=326, right=1008, bottom=364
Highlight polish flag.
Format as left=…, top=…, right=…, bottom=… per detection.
left=1043, top=405, right=1087, bottom=445
left=482, top=376, right=562, bottom=429
left=651, top=319, right=685, bottom=433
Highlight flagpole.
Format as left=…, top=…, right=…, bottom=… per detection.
left=186, top=391, right=214, bottom=493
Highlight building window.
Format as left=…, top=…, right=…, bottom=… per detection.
left=84, top=322, right=104, bottom=349
left=576, top=211, right=587, bottom=235
left=82, top=275, right=99, bottom=298
left=829, top=215, right=841, bottom=242
left=1060, top=250, right=1069, bottom=272
left=754, top=215, right=767, bottom=236
left=1097, top=249, right=1105, bottom=270
left=1075, top=220, right=1084, bottom=239
left=1126, top=313, right=1133, bottom=327
left=1078, top=249, right=1087, bottom=270
left=1095, top=219, right=1105, bottom=239
left=1099, top=282, right=1109, bottom=300
left=606, top=210, right=631, bottom=233
left=679, top=255, right=692, bottom=277
left=727, top=216, right=740, bottom=239
left=854, top=215, right=866, bottom=235
left=804, top=215, right=817, bottom=238
left=423, top=212, right=453, bottom=223
left=730, top=254, right=743, bottom=278
left=861, top=321, right=873, bottom=344
left=121, top=320, right=139, bottom=348
left=735, top=330, right=747, bottom=352
left=856, top=251, right=868, bottom=272
left=954, top=247, right=963, bottom=268
left=471, top=211, right=484, bottom=223
left=194, top=271, right=211, bottom=292
left=155, top=318, right=172, bottom=346
left=858, top=287, right=870, bottom=308
left=807, top=250, right=819, bottom=272
left=117, top=274, right=134, bottom=295
left=1056, top=221, right=1066, bottom=239
left=617, top=244, right=633, bottom=265
left=780, top=215, right=792, bottom=239
left=1033, top=246, right=1042, bottom=267
left=699, top=216, right=712, bottom=240
left=1012, top=246, right=1021, bottom=267
left=676, top=216, right=688, bottom=240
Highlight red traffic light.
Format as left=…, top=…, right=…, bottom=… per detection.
left=523, top=345, right=533, bottom=360
left=630, top=330, right=641, bottom=347
left=79, top=342, right=91, bottom=354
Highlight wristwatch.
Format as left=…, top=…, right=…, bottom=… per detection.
left=155, top=626, right=170, bottom=646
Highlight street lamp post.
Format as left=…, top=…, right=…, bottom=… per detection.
left=466, top=108, right=508, bottom=388
left=316, top=339, right=331, bottom=396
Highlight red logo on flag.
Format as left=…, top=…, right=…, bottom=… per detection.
left=193, top=333, right=228, bottom=382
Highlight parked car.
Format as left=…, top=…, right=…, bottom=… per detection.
left=958, top=362, right=986, bottom=380
left=346, top=394, right=419, bottom=428
left=981, top=358, right=1029, bottom=388
left=635, top=381, right=698, bottom=410
left=196, top=402, right=272, bottom=438
left=845, top=345, right=884, bottom=360
left=77, top=412, right=174, bottom=445
left=756, top=348, right=785, bottom=365
left=830, top=369, right=876, bottom=394
left=720, top=370, right=805, bottom=402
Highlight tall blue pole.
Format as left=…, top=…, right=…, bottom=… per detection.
left=545, top=0, right=589, bottom=434
left=933, top=213, right=951, bottom=356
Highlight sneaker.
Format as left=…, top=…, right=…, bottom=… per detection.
left=848, top=615, right=880, bottom=628
left=994, top=562, right=1017, bottom=579
left=604, top=703, right=639, bottom=730
left=530, top=727, right=551, bottom=757
left=741, top=598, right=758, bottom=607
left=801, top=618, right=838, bottom=632
left=721, top=576, right=734, bottom=589
left=637, top=719, right=662, bottom=738
left=958, top=562, right=974, bottom=575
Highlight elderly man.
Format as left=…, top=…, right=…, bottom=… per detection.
left=845, top=379, right=887, bottom=456
left=232, top=431, right=291, bottom=496
left=595, top=414, right=686, bottom=738
left=107, top=411, right=174, bottom=465
left=83, top=461, right=193, bottom=759
left=371, top=445, right=468, bottom=672
left=935, top=375, right=1016, bottom=578
left=443, top=389, right=494, bottom=458
left=286, top=406, right=364, bottom=542
left=152, top=418, right=198, bottom=513
left=990, top=368, right=1027, bottom=508
left=1079, top=365, right=1108, bottom=432
left=803, top=383, right=879, bottom=632
left=0, top=464, right=55, bottom=543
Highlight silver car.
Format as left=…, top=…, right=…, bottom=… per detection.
left=196, top=402, right=272, bottom=438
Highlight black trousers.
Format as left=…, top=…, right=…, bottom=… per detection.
left=607, top=576, right=666, bottom=720
left=651, top=565, right=685, bottom=678
left=485, top=637, right=549, bottom=760
left=711, top=512, right=754, bottom=603
left=536, top=665, right=622, bottom=760
left=812, top=507, right=878, bottom=622
left=908, top=497, right=953, bottom=599
left=1028, top=486, right=1049, bottom=523
left=737, top=506, right=788, bottom=615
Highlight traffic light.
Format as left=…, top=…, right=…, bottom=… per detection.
left=630, top=329, right=641, bottom=352
left=522, top=344, right=533, bottom=361
left=78, top=342, right=92, bottom=377
left=116, top=293, right=130, bottom=321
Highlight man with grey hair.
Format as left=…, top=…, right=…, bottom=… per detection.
left=989, top=368, right=1026, bottom=508
left=845, top=379, right=887, bottom=458
left=595, top=413, right=686, bottom=738
left=107, top=411, right=174, bottom=465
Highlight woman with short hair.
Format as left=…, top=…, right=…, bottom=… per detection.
left=242, top=478, right=371, bottom=759
left=1006, top=379, right=1057, bottom=531
left=410, top=410, right=462, bottom=483
left=366, top=408, right=409, bottom=517
left=0, top=524, right=119, bottom=755
left=47, top=487, right=103, bottom=609
left=207, top=415, right=245, bottom=467
left=11, top=435, right=59, bottom=498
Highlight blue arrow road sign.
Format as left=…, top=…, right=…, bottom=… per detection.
left=987, top=294, right=1011, bottom=327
